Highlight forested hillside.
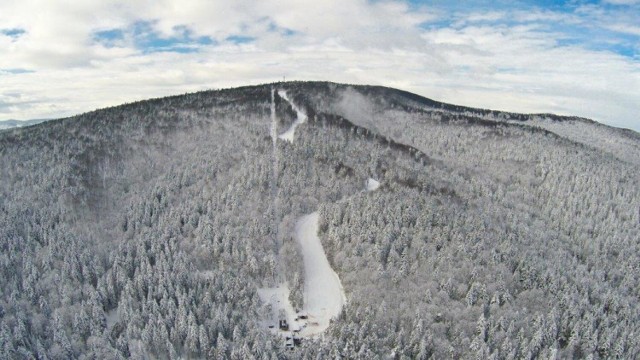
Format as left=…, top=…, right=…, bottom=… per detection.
left=1, top=82, right=638, bottom=359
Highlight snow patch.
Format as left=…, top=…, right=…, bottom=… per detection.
left=257, top=285, right=300, bottom=332
left=258, top=212, right=346, bottom=339
left=366, top=178, right=380, bottom=191
left=105, top=307, right=120, bottom=328
left=277, top=90, right=308, bottom=143
left=295, top=212, right=346, bottom=336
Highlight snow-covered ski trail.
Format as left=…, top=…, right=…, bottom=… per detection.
left=295, top=212, right=346, bottom=336
left=257, top=89, right=296, bottom=345
left=270, top=87, right=283, bottom=282
left=258, top=90, right=379, bottom=345
left=277, top=90, right=308, bottom=143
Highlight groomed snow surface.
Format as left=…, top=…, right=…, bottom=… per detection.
left=257, top=212, right=346, bottom=341
left=277, top=90, right=308, bottom=143
left=257, top=285, right=300, bottom=332
left=295, top=212, right=346, bottom=336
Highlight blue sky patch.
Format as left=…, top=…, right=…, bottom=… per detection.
left=226, top=35, right=255, bottom=44
left=412, top=0, right=639, bottom=59
left=266, top=21, right=298, bottom=37
left=0, top=68, right=34, bottom=75
left=93, top=21, right=215, bottom=53
left=94, top=29, right=125, bottom=47
left=281, top=28, right=297, bottom=37
left=134, top=22, right=215, bottom=53
left=1, top=28, right=26, bottom=39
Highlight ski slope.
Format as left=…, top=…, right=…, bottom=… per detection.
left=258, top=91, right=346, bottom=342
left=257, top=212, right=346, bottom=339
left=295, top=212, right=346, bottom=336
left=277, top=90, right=308, bottom=143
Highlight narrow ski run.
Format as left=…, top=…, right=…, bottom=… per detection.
left=258, top=89, right=350, bottom=349
left=277, top=90, right=308, bottom=143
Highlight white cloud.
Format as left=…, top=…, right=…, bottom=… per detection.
left=0, top=0, right=639, bottom=131
left=603, top=0, right=640, bottom=5
left=605, top=23, right=640, bottom=36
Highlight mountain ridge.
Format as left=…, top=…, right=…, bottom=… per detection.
left=0, top=118, right=50, bottom=130
left=9, top=81, right=637, bottom=166
left=4, top=81, right=637, bottom=135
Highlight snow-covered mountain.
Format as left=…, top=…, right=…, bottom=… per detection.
left=0, top=82, right=638, bottom=358
left=0, top=118, right=50, bottom=131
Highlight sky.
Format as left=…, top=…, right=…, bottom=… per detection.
left=1, top=0, right=639, bottom=131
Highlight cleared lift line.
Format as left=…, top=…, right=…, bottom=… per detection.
left=260, top=89, right=380, bottom=348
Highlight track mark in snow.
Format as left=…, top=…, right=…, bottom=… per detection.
left=277, top=90, right=308, bottom=143
left=295, top=212, right=346, bottom=336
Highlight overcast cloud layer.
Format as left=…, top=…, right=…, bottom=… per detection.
left=1, top=0, right=639, bottom=131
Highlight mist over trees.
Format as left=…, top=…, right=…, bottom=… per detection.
left=1, top=82, right=638, bottom=359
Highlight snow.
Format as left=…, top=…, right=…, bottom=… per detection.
left=270, top=88, right=278, bottom=144
left=257, top=285, right=300, bottom=332
left=197, top=270, right=216, bottom=280
left=515, top=117, right=640, bottom=166
left=270, top=88, right=281, bottom=270
left=105, top=307, right=120, bottom=328
left=259, top=92, right=346, bottom=342
left=366, top=178, right=380, bottom=191
left=257, top=212, right=346, bottom=339
left=295, top=212, right=346, bottom=336
left=277, top=90, right=308, bottom=143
